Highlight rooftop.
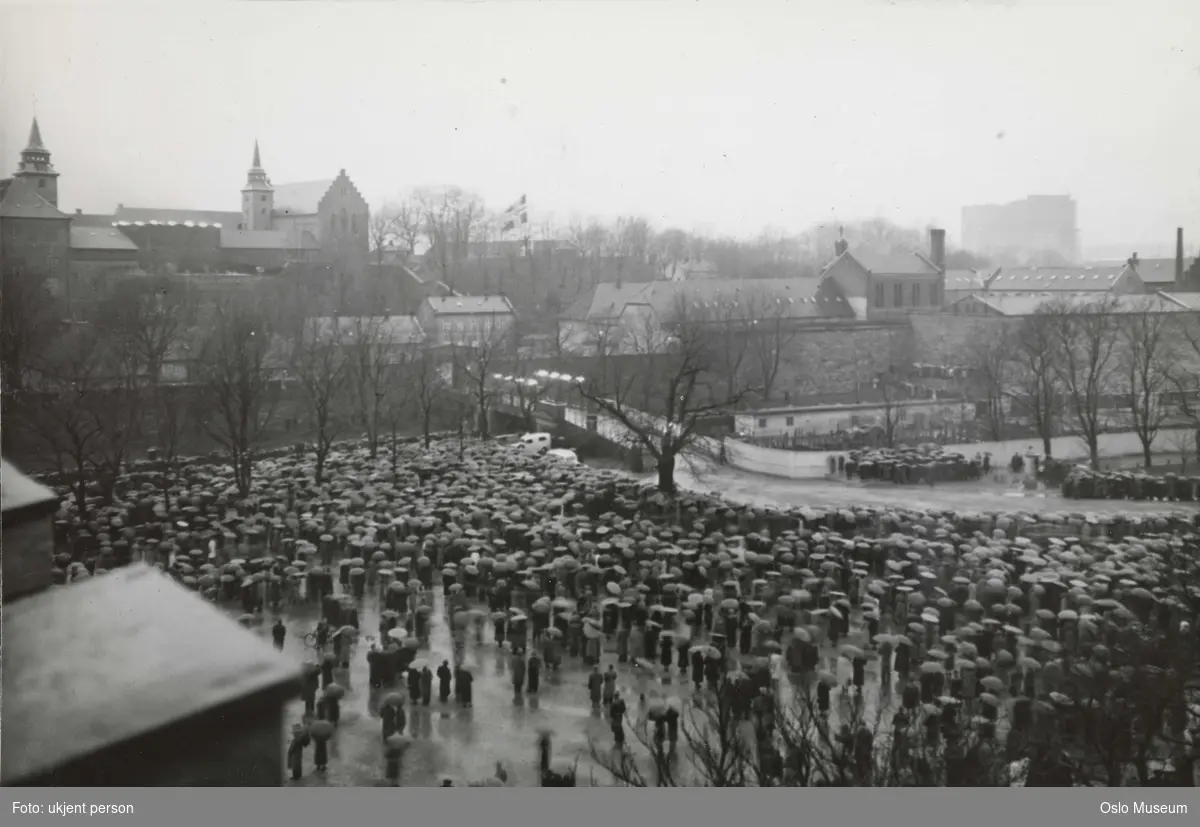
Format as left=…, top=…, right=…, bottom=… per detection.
left=1, top=564, right=300, bottom=784
left=273, top=179, right=335, bottom=216
left=424, top=295, right=515, bottom=315
left=0, top=177, right=68, bottom=220
left=582, top=278, right=853, bottom=322
left=953, top=292, right=1187, bottom=317
left=984, top=265, right=1127, bottom=291
left=1, top=459, right=58, bottom=521
left=311, top=315, right=425, bottom=343
left=69, top=226, right=140, bottom=252
left=850, top=250, right=941, bottom=277
left=220, top=228, right=318, bottom=250
left=113, top=206, right=240, bottom=228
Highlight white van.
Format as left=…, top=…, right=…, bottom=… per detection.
left=515, top=432, right=552, bottom=455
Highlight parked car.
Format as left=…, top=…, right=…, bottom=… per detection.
left=546, top=448, right=579, bottom=464
left=514, top=432, right=552, bottom=455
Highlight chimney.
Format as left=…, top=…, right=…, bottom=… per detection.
left=929, top=228, right=946, bottom=271
left=75, top=208, right=82, bottom=216
left=1176, top=228, right=1185, bottom=287
left=1129, top=252, right=1139, bottom=268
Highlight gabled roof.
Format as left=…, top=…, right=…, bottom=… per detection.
left=984, top=265, right=1126, bottom=291
left=849, top=250, right=941, bottom=277
left=1157, top=291, right=1200, bottom=311
left=112, top=206, right=240, bottom=228
left=69, top=226, right=139, bottom=252
left=273, top=179, right=334, bottom=216
left=220, top=228, right=318, bottom=250
left=950, top=291, right=1186, bottom=317
left=0, top=177, right=68, bottom=220
left=311, top=315, right=425, bottom=343
left=70, top=213, right=117, bottom=227
left=943, top=269, right=989, bottom=291
left=582, top=278, right=853, bottom=322
left=424, top=295, right=515, bottom=316
left=1133, top=258, right=1193, bottom=285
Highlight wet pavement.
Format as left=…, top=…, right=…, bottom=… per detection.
left=233, top=581, right=898, bottom=787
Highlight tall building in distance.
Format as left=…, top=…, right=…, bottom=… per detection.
left=961, top=195, right=1079, bottom=265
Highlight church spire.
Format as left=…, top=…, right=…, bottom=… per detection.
left=241, top=139, right=273, bottom=231
left=26, top=117, right=47, bottom=152
left=15, top=116, right=59, bottom=206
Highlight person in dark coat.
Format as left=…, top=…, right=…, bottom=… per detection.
left=272, top=619, right=287, bottom=651
left=609, top=693, right=627, bottom=746
left=457, top=666, right=474, bottom=708
left=320, top=655, right=336, bottom=689
left=602, top=665, right=617, bottom=706
left=437, top=660, right=452, bottom=703
left=691, top=648, right=705, bottom=690
left=527, top=651, right=542, bottom=694
left=301, top=669, right=318, bottom=715
left=588, top=666, right=603, bottom=709
left=313, top=734, right=329, bottom=772
left=664, top=704, right=680, bottom=750
left=420, top=665, right=433, bottom=706
left=381, top=703, right=397, bottom=740
left=367, top=646, right=382, bottom=689
left=512, top=652, right=526, bottom=699
left=407, top=667, right=422, bottom=704
left=287, top=728, right=309, bottom=780
left=705, top=655, right=721, bottom=692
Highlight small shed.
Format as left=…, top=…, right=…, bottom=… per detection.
left=2, top=563, right=301, bottom=785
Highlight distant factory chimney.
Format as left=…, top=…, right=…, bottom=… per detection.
left=1176, top=228, right=1185, bottom=287
left=929, top=228, right=946, bottom=271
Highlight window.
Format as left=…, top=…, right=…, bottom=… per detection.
left=260, top=194, right=267, bottom=203
left=38, top=179, right=45, bottom=189
left=351, top=214, right=360, bottom=235
left=757, top=418, right=767, bottom=428
left=894, top=283, right=903, bottom=306
left=785, top=416, right=795, bottom=427
left=874, top=283, right=884, bottom=307
left=912, top=283, right=921, bottom=305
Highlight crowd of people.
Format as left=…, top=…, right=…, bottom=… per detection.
left=842, top=446, right=989, bottom=485
left=37, top=434, right=1200, bottom=786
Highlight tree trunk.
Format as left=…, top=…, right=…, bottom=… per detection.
left=1142, top=441, right=1153, bottom=469
left=478, top=401, right=490, bottom=440
left=657, top=452, right=677, bottom=493
left=422, top=410, right=432, bottom=449
left=1041, top=433, right=1053, bottom=459
left=1088, top=436, right=1100, bottom=468
left=315, top=444, right=326, bottom=485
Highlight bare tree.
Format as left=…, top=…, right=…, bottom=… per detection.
left=345, top=315, right=402, bottom=458
left=1009, top=309, right=1064, bottom=457
left=1, top=264, right=62, bottom=393
left=450, top=317, right=511, bottom=440
left=15, top=325, right=109, bottom=515
left=393, top=198, right=424, bottom=263
left=745, top=291, right=799, bottom=403
left=1051, top=295, right=1122, bottom=467
left=964, top=326, right=1012, bottom=441
left=289, top=318, right=350, bottom=484
left=1118, top=300, right=1179, bottom=468
left=419, top=186, right=488, bottom=289
left=369, top=204, right=400, bottom=269
left=408, top=344, right=451, bottom=448
left=576, top=297, right=758, bottom=492
left=194, top=300, right=280, bottom=498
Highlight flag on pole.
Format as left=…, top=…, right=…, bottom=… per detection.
left=501, top=195, right=528, bottom=233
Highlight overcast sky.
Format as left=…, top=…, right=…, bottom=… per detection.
left=1, top=0, right=1197, bottom=251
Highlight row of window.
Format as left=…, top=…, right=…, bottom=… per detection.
left=873, top=281, right=941, bottom=308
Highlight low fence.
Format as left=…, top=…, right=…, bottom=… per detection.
left=721, top=426, right=1198, bottom=482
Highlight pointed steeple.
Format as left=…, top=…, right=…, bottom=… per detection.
left=241, top=139, right=273, bottom=231
left=14, top=116, right=59, bottom=206
left=26, top=117, right=47, bottom=152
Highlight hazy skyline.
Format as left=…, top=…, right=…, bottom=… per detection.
left=2, top=0, right=1197, bottom=252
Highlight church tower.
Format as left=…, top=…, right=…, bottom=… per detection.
left=14, top=118, right=60, bottom=207
left=240, top=140, right=274, bottom=231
